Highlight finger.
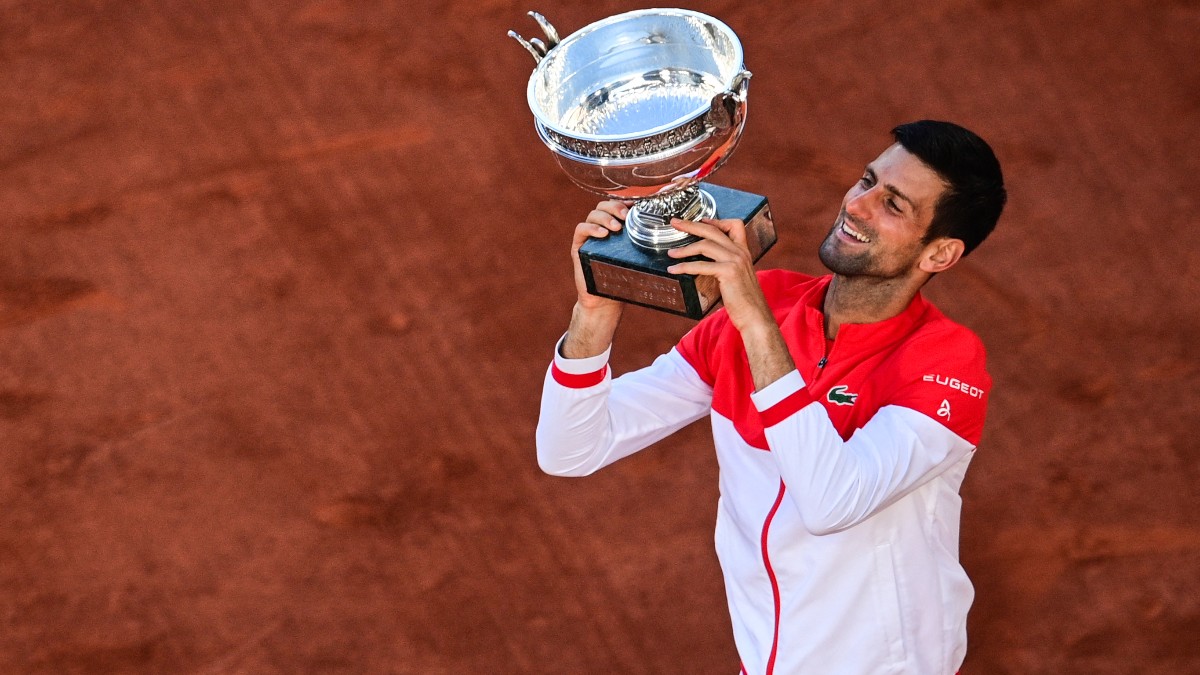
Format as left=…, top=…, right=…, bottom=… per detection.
left=666, top=237, right=740, bottom=262
left=699, top=217, right=748, bottom=246
left=669, top=218, right=734, bottom=243
left=666, top=260, right=729, bottom=276
left=585, top=209, right=625, bottom=232
left=595, top=200, right=631, bottom=219
left=668, top=220, right=743, bottom=257
left=573, top=221, right=615, bottom=249
left=697, top=217, right=743, bottom=232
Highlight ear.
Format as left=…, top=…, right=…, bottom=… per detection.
left=918, top=238, right=965, bottom=274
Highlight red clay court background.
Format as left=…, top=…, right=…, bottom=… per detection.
left=1, top=1, right=1197, bottom=673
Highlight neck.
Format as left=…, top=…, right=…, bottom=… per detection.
left=821, top=273, right=923, bottom=340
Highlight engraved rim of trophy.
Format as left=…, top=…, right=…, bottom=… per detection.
left=510, top=9, right=752, bottom=251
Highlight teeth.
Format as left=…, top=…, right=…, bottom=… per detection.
left=841, top=220, right=870, bottom=243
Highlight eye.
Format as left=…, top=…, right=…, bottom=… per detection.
left=859, top=173, right=874, bottom=187
left=885, top=197, right=902, bottom=214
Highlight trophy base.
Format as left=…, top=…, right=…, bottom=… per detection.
left=578, top=183, right=776, bottom=320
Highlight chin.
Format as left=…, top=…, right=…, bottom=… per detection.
left=818, top=238, right=870, bottom=276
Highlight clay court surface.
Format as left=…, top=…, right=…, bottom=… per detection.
left=1, top=1, right=1197, bottom=673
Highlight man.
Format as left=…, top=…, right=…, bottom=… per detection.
left=536, top=120, right=1006, bottom=674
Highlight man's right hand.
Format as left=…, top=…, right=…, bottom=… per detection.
left=562, top=200, right=629, bottom=359
left=571, top=200, right=630, bottom=311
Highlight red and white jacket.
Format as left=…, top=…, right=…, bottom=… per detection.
left=537, top=271, right=991, bottom=675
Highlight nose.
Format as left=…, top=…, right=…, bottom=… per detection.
left=845, top=186, right=872, bottom=220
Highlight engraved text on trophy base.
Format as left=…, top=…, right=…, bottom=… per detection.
left=589, top=262, right=687, bottom=313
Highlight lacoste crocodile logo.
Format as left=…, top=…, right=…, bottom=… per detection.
left=827, top=385, right=858, bottom=406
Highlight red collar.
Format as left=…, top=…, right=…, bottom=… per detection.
left=785, top=275, right=934, bottom=359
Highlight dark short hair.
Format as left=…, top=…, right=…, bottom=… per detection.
left=892, top=120, right=1006, bottom=257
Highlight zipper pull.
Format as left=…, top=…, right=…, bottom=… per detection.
left=817, top=356, right=827, bottom=369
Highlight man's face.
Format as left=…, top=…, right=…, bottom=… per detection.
left=818, top=144, right=948, bottom=279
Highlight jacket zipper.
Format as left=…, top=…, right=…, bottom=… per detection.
left=811, top=340, right=832, bottom=385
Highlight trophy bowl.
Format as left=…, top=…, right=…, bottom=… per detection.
left=512, top=9, right=752, bottom=250
left=511, top=9, right=776, bottom=319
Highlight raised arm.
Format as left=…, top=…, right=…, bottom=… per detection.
left=536, top=200, right=714, bottom=476
left=559, top=201, right=629, bottom=359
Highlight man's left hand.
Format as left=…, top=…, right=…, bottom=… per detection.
left=665, top=217, right=796, bottom=391
left=665, top=217, right=773, bottom=333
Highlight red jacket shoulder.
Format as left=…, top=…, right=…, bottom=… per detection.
left=883, top=311, right=992, bottom=444
left=898, top=313, right=989, bottom=379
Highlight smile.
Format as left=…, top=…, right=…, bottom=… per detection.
left=839, top=217, right=871, bottom=243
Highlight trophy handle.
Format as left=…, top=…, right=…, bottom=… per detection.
left=508, top=30, right=547, bottom=64
left=707, top=70, right=753, bottom=130
left=527, top=11, right=560, bottom=48
left=508, top=11, right=561, bottom=65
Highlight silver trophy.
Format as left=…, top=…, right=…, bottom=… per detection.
left=511, top=8, right=776, bottom=319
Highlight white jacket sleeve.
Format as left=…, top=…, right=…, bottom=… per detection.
left=750, top=370, right=976, bottom=535
left=536, top=339, right=714, bottom=477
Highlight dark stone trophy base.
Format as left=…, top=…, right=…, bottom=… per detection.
left=578, top=183, right=776, bottom=320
